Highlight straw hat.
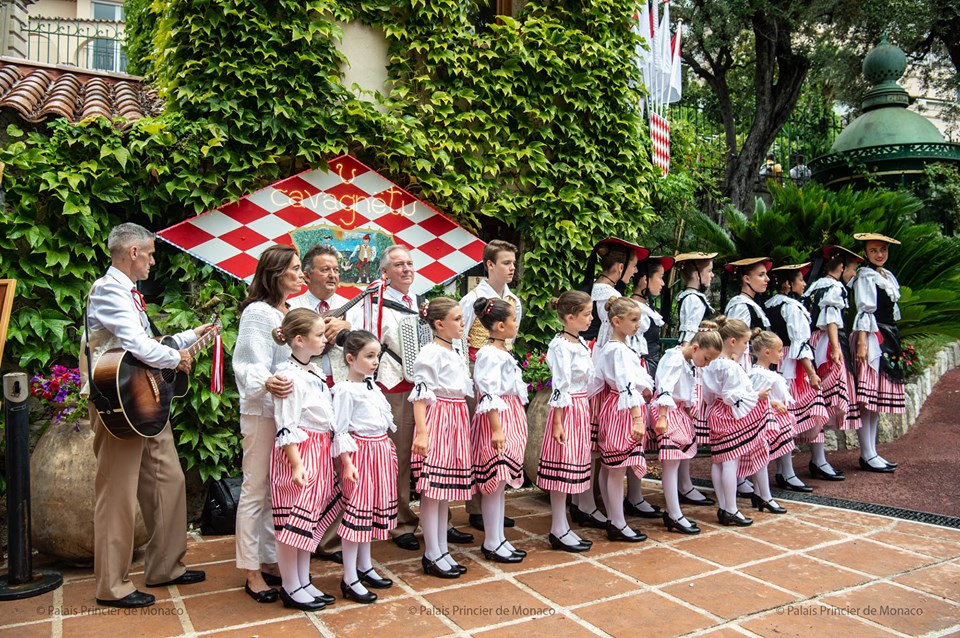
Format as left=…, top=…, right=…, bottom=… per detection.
left=771, top=262, right=812, bottom=278
left=674, top=251, right=718, bottom=262
left=820, top=245, right=864, bottom=263
left=723, top=257, right=773, bottom=272
left=853, top=232, right=900, bottom=245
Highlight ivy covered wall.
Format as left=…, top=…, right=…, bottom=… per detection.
left=0, top=0, right=694, bottom=479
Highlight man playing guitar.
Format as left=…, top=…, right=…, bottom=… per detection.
left=81, top=223, right=213, bottom=608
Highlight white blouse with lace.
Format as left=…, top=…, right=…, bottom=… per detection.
left=233, top=301, right=290, bottom=416
left=701, top=356, right=759, bottom=419
left=330, top=379, right=396, bottom=456
left=654, top=346, right=698, bottom=409
left=473, top=345, right=528, bottom=413
left=272, top=361, right=334, bottom=448
left=546, top=334, right=599, bottom=408
left=408, top=342, right=473, bottom=403
left=595, top=340, right=654, bottom=410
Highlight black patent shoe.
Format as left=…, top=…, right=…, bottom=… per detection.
left=439, top=553, right=467, bottom=575
left=358, top=568, right=393, bottom=589
left=679, top=488, right=715, bottom=506
left=548, top=529, right=591, bottom=552
left=312, top=587, right=336, bottom=606
left=570, top=505, right=608, bottom=529
left=606, top=521, right=647, bottom=542
left=279, top=586, right=326, bottom=611
left=481, top=540, right=524, bottom=563
left=750, top=493, right=788, bottom=514
left=393, top=533, right=421, bottom=551
left=859, top=456, right=896, bottom=473
left=809, top=461, right=845, bottom=481
left=340, top=579, right=377, bottom=604
left=717, top=508, right=753, bottom=527
left=96, top=590, right=155, bottom=609
left=261, top=571, right=283, bottom=587
left=624, top=499, right=663, bottom=519
left=244, top=582, right=279, bottom=603
left=447, top=527, right=475, bottom=544
left=421, top=555, right=460, bottom=579
left=147, top=569, right=206, bottom=587
left=775, top=473, right=814, bottom=492
left=662, top=512, right=700, bottom=535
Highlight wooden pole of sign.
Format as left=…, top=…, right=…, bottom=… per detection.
left=0, top=279, right=16, bottom=367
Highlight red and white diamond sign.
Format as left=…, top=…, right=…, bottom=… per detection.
left=157, top=156, right=486, bottom=297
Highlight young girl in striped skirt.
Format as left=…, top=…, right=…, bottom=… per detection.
left=765, top=264, right=823, bottom=493
left=852, top=233, right=905, bottom=473
left=626, top=255, right=673, bottom=519
left=702, top=316, right=771, bottom=527
left=746, top=330, right=794, bottom=514
left=802, top=245, right=864, bottom=481
left=471, top=297, right=529, bottom=563
left=410, top=297, right=476, bottom=578
left=332, top=330, right=399, bottom=605
left=674, top=253, right=719, bottom=507
left=538, top=291, right=597, bottom=552
left=270, top=309, right=342, bottom=611
left=595, top=297, right=655, bottom=542
left=653, top=322, right=722, bottom=535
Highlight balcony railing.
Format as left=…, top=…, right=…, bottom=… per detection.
left=25, top=17, right=127, bottom=74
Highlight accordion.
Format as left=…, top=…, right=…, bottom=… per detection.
left=396, top=315, right=468, bottom=382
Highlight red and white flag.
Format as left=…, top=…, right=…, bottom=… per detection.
left=650, top=111, right=671, bottom=174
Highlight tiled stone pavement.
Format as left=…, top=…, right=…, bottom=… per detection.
left=4, top=484, right=960, bottom=638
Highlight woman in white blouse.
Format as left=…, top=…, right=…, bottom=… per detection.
left=232, top=244, right=304, bottom=601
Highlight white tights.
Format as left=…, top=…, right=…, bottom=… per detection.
left=341, top=540, right=385, bottom=596
left=481, top=482, right=513, bottom=557
left=858, top=409, right=890, bottom=467
left=711, top=460, right=740, bottom=514
left=550, top=491, right=585, bottom=545
left=277, top=542, right=324, bottom=603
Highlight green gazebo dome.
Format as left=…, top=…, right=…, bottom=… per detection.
left=812, top=37, right=960, bottom=188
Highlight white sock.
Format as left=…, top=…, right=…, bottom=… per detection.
left=605, top=467, right=636, bottom=535
left=340, top=540, right=368, bottom=595
left=435, top=500, right=454, bottom=569
left=662, top=459, right=683, bottom=520
left=678, top=459, right=706, bottom=500
left=550, top=491, right=581, bottom=545
left=737, top=478, right=754, bottom=495
left=276, top=543, right=312, bottom=603
left=721, top=460, right=739, bottom=514
left=778, top=455, right=806, bottom=486
left=711, top=462, right=726, bottom=512
left=420, top=496, right=446, bottom=567
left=497, top=485, right=519, bottom=553
left=753, top=465, right=776, bottom=503
left=482, top=484, right=511, bottom=556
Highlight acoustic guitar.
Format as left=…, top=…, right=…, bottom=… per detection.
left=92, top=318, right=222, bottom=439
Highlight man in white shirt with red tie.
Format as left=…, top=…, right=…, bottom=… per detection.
left=368, top=246, right=475, bottom=550
left=82, top=223, right=211, bottom=608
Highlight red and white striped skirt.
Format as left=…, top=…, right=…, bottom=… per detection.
left=411, top=397, right=475, bottom=501
left=856, top=361, right=906, bottom=414
left=707, top=400, right=770, bottom=479
left=589, top=387, right=610, bottom=454
left=764, top=403, right=797, bottom=461
left=597, top=390, right=647, bottom=478
left=471, top=395, right=528, bottom=494
left=537, top=393, right=592, bottom=493
left=338, top=434, right=399, bottom=543
left=271, top=431, right=343, bottom=553
left=693, top=376, right=710, bottom=446
left=651, top=402, right=697, bottom=461
left=789, top=372, right=830, bottom=435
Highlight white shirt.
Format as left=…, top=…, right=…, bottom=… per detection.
left=749, top=365, right=794, bottom=406
left=627, top=300, right=663, bottom=356
left=654, top=346, right=698, bottom=409
left=473, top=345, right=528, bottom=413
left=288, top=289, right=363, bottom=377
left=460, top=279, right=523, bottom=350
left=546, top=334, right=599, bottom=408
left=330, top=379, right=396, bottom=456
left=701, top=357, right=759, bottom=419
left=591, top=282, right=620, bottom=349
left=272, top=361, right=335, bottom=447
left=803, top=277, right=848, bottom=330
left=852, top=266, right=901, bottom=333
left=365, top=285, right=418, bottom=390
left=233, top=301, right=290, bottom=416
left=677, top=289, right=713, bottom=343
left=409, top=342, right=473, bottom=403
left=725, top=293, right=770, bottom=329
left=765, top=294, right=814, bottom=379
left=595, top=340, right=653, bottom=410
left=87, top=266, right=194, bottom=369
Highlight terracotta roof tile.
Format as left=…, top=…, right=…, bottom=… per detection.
left=0, top=58, right=162, bottom=130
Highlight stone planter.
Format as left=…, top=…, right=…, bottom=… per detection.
left=523, top=391, right=551, bottom=487
left=30, top=419, right=149, bottom=565
left=824, top=341, right=960, bottom=451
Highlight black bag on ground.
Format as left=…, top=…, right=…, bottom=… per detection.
left=200, top=477, right=243, bottom=536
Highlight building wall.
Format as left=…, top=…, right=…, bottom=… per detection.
left=335, top=20, right=389, bottom=111
left=0, top=1, right=30, bottom=58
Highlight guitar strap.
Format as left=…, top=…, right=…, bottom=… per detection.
left=83, top=298, right=118, bottom=414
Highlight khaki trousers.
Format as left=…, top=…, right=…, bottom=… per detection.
left=235, top=414, right=278, bottom=570
left=385, top=391, right=419, bottom=536
left=92, top=407, right=187, bottom=600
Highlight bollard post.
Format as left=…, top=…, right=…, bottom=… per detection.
left=0, top=372, right=63, bottom=600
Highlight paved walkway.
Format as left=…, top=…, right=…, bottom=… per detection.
left=4, top=485, right=959, bottom=637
